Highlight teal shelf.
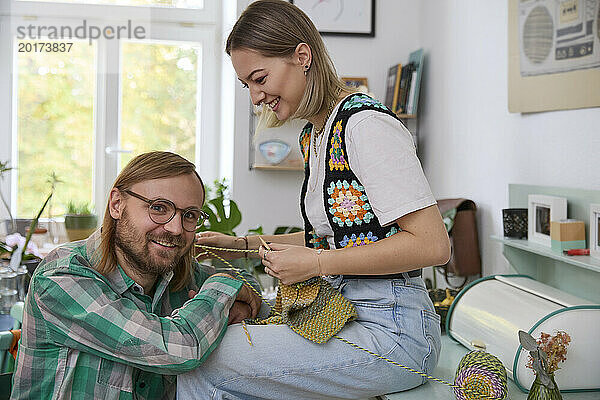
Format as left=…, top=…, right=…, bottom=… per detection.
left=491, top=235, right=600, bottom=274
left=501, top=184, right=600, bottom=303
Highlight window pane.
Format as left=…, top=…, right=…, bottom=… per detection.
left=120, top=41, right=199, bottom=168
left=16, top=40, right=95, bottom=218
left=17, top=0, right=204, bottom=8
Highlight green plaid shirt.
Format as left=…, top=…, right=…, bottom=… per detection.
left=11, top=230, right=250, bottom=400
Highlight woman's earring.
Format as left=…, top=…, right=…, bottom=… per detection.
left=304, top=64, right=310, bottom=76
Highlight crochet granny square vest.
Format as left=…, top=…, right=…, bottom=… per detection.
left=300, top=94, right=405, bottom=251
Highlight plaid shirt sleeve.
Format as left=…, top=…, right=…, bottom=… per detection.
left=28, top=258, right=242, bottom=375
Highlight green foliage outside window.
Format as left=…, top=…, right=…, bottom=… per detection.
left=16, top=40, right=199, bottom=218
left=119, top=42, right=198, bottom=168
left=17, top=40, right=95, bottom=218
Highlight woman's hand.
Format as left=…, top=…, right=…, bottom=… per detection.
left=195, top=231, right=246, bottom=260
left=258, top=243, right=321, bottom=285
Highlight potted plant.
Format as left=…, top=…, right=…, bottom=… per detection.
left=0, top=179, right=54, bottom=269
left=64, top=201, right=98, bottom=242
left=0, top=182, right=54, bottom=319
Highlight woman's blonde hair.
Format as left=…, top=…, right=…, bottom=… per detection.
left=226, top=0, right=350, bottom=128
left=96, top=151, right=204, bottom=291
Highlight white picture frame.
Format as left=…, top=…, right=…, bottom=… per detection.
left=590, top=204, right=600, bottom=260
left=527, top=194, right=567, bottom=247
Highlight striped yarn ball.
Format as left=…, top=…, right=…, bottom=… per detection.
left=454, top=351, right=508, bottom=400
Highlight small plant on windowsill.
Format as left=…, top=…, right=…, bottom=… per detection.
left=64, top=201, right=98, bottom=242
left=519, top=330, right=571, bottom=400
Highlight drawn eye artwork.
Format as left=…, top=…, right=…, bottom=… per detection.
left=291, top=0, right=375, bottom=37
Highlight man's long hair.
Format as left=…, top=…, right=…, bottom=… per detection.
left=97, top=151, right=204, bottom=291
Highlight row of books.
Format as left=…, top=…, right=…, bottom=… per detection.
left=384, top=48, right=424, bottom=116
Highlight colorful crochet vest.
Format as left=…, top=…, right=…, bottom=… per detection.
left=299, top=94, right=404, bottom=250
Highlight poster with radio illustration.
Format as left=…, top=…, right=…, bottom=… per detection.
left=509, top=0, right=600, bottom=113
left=519, top=0, right=600, bottom=76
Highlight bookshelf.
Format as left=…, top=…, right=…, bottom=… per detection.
left=252, top=165, right=303, bottom=172
left=394, top=113, right=417, bottom=119
left=384, top=51, right=424, bottom=116
left=395, top=112, right=419, bottom=151
left=385, top=49, right=424, bottom=151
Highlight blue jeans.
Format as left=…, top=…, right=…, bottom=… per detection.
left=177, top=276, right=441, bottom=400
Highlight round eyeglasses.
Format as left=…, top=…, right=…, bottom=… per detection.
left=124, top=189, right=208, bottom=232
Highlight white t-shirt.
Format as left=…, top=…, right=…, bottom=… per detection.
left=304, top=94, right=436, bottom=249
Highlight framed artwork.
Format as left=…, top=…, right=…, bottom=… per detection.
left=341, top=76, right=368, bottom=91
left=590, top=203, right=600, bottom=260
left=527, top=194, right=567, bottom=247
left=248, top=103, right=305, bottom=171
left=507, top=0, right=600, bottom=113
left=291, top=0, right=375, bottom=37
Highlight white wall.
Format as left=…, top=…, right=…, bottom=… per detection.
left=231, top=0, right=600, bottom=278
left=418, top=0, right=600, bottom=275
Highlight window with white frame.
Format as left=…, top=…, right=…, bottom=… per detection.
left=0, top=0, right=222, bottom=219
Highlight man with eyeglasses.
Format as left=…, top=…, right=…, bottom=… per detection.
left=11, top=151, right=263, bottom=400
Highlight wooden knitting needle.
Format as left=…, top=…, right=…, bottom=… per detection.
left=258, top=236, right=272, bottom=251
left=259, top=237, right=274, bottom=278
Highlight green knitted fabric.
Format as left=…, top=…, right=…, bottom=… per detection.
left=255, top=277, right=357, bottom=344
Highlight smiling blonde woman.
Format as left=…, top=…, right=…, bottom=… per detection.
left=179, top=1, right=451, bottom=398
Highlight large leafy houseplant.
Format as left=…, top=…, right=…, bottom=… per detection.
left=197, top=179, right=243, bottom=236
left=196, top=179, right=263, bottom=274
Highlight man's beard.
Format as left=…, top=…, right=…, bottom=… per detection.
left=114, top=209, right=190, bottom=277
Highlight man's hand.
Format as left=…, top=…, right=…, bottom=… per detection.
left=234, top=283, right=262, bottom=320
left=193, top=274, right=262, bottom=322
left=187, top=295, right=256, bottom=325
left=228, top=301, right=252, bottom=325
